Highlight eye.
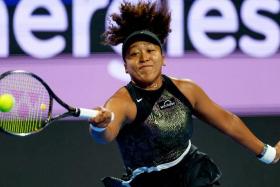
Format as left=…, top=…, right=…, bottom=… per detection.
left=129, top=51, right=139, bottom=57
left=146, top=49, right=154, bottom=53
left=147, top=46, right=157, bottom=53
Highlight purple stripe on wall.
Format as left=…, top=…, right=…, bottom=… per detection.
left=1, top=53, right=280, bottom=116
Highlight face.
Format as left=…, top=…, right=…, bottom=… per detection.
left=124, top=41, right=165, bottom=88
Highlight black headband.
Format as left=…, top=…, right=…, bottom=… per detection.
left=122, top=30, right=163, bottom=60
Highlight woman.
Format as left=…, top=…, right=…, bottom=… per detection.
left=89, top=1, right=280, bottom=187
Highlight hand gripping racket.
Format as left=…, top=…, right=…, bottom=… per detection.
left=0, top=70, right=98, bottom=136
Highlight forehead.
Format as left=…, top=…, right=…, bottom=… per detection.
left=128, top=41, right=160, bottom=50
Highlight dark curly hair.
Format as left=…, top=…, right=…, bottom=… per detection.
left=103, top=0, right=171, bottom=46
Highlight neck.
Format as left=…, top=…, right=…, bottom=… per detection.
left=146, top=82, right=160, bottom=90
left=132, top=77, right=163, bottom=90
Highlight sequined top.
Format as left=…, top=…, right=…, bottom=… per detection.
left=116, top=75, right=193, bottom=170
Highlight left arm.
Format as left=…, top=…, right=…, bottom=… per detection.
left=193, top=84, right=264, bottom=156
left=175, top=79, right=280, bottom=163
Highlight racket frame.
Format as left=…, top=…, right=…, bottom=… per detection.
left=0, top=70, right=83, bottom=136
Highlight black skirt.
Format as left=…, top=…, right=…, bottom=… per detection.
left=102, top=145, right=222, bottom=187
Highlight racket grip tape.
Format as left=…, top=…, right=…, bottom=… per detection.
left=78, top=108, right=99, bottom=119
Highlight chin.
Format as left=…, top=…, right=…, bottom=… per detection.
left=141, top=74, right=156, bottom=82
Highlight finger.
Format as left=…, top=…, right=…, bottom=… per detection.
left=89, top=107, right=105, bottom=123
left=272, top=157, right=279, bottom=164
left=89, top=107, right=113, bottom=128
left=272, top=142, right=280, bottom=164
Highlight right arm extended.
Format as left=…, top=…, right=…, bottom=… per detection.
left=89, top=88, right=136, bottom=144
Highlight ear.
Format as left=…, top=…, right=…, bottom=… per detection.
left=162, top=58, right=166, bottom=66
left=124, top=62, right=128, bottom=73
left=161, top=53, right=166, bottom=66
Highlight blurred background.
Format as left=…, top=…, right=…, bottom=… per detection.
left=0, top=0, right=279, bottom=186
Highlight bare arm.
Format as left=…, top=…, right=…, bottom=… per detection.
left=89, top=88, right=136, bottom=144
left=174, top=78, right=280, bottom=163
left=193, top=84, right=264, bottom=155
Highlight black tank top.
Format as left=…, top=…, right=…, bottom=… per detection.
left=116, top=75, right=193, bottom=170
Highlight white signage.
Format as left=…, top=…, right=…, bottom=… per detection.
left=0, top=0, right=279, bottom=58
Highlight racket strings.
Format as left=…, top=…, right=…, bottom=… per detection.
left=0, top=73, right=50, bottom=135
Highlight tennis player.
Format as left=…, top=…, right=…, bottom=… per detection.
left=89, top=1, right=280, bottom=187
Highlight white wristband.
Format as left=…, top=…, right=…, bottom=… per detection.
left=90, top=124, right=106, bottom=132
left=258, top=144, right=276, bottom=164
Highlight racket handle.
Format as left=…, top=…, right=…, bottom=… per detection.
left=78, top=108, right=99, bottom=119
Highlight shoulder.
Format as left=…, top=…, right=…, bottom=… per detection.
left=167, top=76, right=197, bottom=90
left=166, top=76, right=203, bottom=107
left=106, top=86, right=137, bottom=122
left=107, top=86, right=134, bottom=106
left=167, top=75, right=202, bottom=95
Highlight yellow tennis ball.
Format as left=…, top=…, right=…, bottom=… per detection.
left=0, top=93, right=15, bottom=112
left=40, top=103, right=47, bottom=111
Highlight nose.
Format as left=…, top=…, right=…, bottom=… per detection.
left=139, top=51, right=149, bottom=63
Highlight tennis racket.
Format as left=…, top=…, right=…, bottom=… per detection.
left=0, top=70, right=98, bottom=136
